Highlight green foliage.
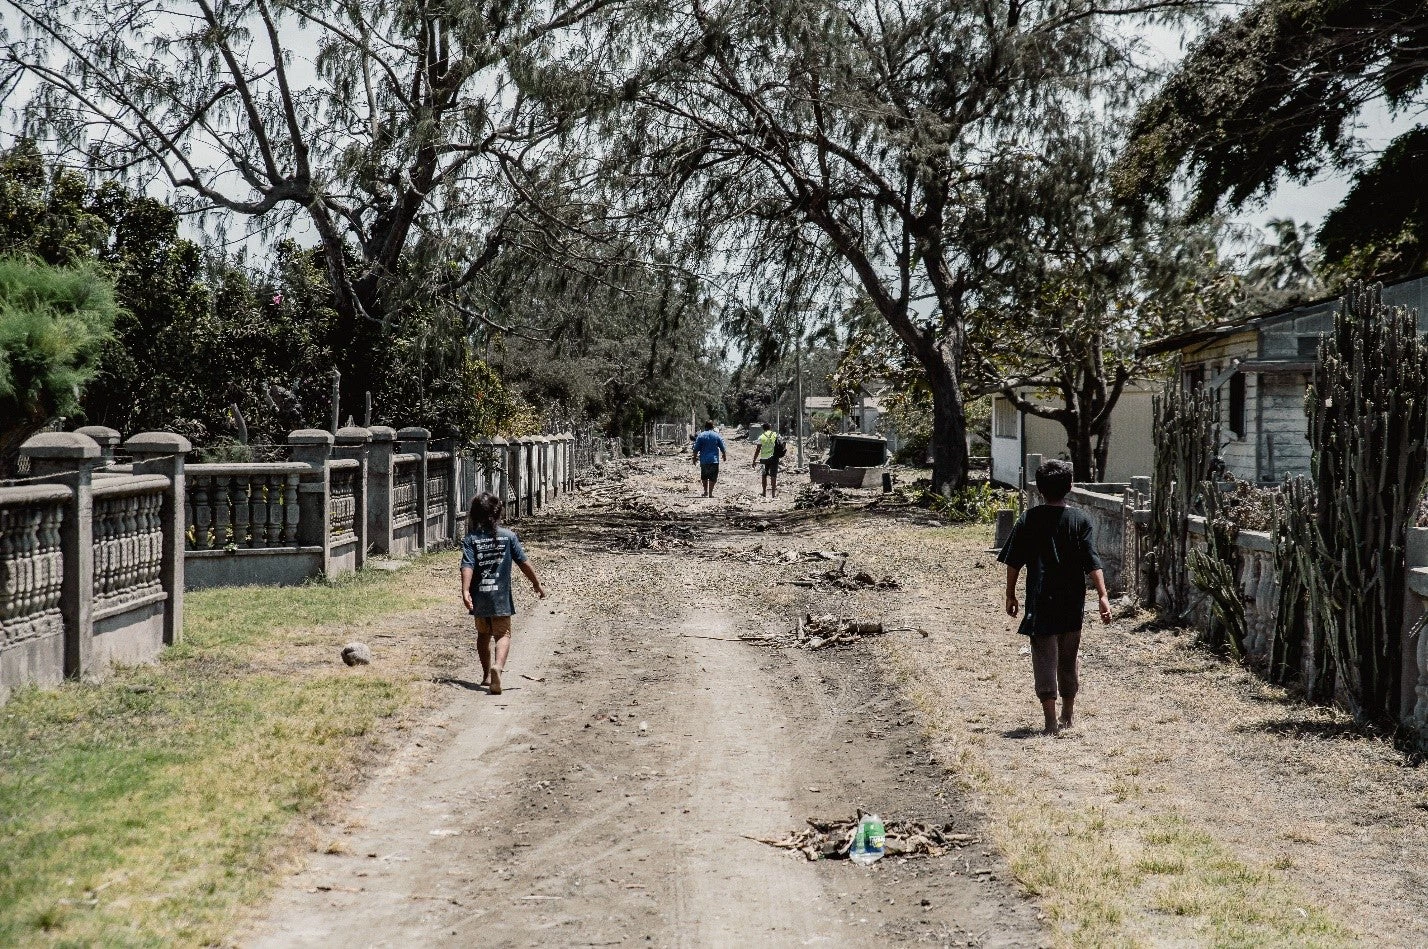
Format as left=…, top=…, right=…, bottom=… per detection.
left=911, top=481, right=1017, bottom=525
left=1318, top=127, right=1428, bottom=282
left=1189, top=488, right=1248, bottom=661
left=1120, top=1, right=1428, bottom=279
left=0, top=257, right=116, bottom=471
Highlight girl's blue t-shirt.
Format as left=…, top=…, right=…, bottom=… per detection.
left=460, top=528, right=527, bottom=617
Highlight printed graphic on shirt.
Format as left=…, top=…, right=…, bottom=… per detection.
left=460, top=528, right=526, bottom=617
left=469, top=535, right=508, bottom=595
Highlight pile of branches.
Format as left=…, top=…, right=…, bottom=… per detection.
left=741, top=613, right=922, bottom=649
left=794, top=484, right=860, bottom=510
left=753, top=815, right=974, bottom=861
left=786, top=559, right=901, bottom=591
left=608, top=522, right=694, bottom=552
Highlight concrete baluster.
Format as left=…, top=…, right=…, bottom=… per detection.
left=75, top=426, right=121, bottom=464
left=126, top=433, right=190, bottom=646
left=21, top=432, right=101, bottom=675
left=334, top=426, right=371, bottom=570
left=397, top=427, right=430, bottom=551
left=367, top=426, right=397, bottom=556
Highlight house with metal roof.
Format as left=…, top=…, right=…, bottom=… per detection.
left=1139, top=273, right=1428, bottom=483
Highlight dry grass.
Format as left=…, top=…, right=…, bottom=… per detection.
left=0, top=555, right=460, bottom=947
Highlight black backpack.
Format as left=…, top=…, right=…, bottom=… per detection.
left=773, top=434, right=788, bottom=459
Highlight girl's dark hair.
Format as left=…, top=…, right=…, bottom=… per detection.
left=468, top=492, right=502, bottom=534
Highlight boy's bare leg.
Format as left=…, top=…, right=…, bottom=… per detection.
left=1041, top=697, right=1059, bottom=735
left=1060, top=694, right=1075, bottom=728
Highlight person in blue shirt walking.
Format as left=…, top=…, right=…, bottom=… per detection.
left=691, top=420, right=729, bottom=497
left=460, top=492, right=545, bottom=695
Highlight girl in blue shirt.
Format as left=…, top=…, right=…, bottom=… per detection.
left=460, top=492, right=545, bottom=695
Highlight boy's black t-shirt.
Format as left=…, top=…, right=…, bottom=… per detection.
left=997, top=504, right=1103, bottom=637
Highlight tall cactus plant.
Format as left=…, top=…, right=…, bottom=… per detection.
left=1150, top=368, right=1217, bottom=617
left=1306, top=283, right=1428, bottom=725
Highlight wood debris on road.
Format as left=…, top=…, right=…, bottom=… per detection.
left=753, top=816, right=976, bottom=861
left=741, top=613, right=924, bottom=649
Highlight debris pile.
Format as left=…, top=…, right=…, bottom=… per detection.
left=742, top=613, right=923, bottom=649
left=754, top=815, right=974, bottom=861
left=609, top=523, right=694, bottom=551
left=794, top=484, right=859, bottom=510
left=785, top=559, right=901, bottom=591
left=724, top=546, right=848, bottom=565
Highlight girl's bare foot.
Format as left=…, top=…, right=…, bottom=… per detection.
left=488, top=668, right=503, bottom=695
left=1058, top=717, right=1073, bottom=730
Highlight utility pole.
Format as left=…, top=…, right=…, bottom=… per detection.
left=794, top=323, right=805, bottom=469
left=329, top=369, right=341, bottom=434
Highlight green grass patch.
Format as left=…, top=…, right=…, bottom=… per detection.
left=0, top=561, right=445, bottom=947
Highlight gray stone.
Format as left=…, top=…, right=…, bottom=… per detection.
left=341, top=642, right=372, bottom=666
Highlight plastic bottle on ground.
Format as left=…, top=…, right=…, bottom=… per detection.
left=848, top=813, right=885, bottom=866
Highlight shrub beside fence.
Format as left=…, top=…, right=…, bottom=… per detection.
left=1, top=426, right=620, bottom=702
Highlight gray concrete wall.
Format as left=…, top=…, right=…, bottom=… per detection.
left=3, top=428, right=596, bottom=703
left=185, top=548, right=325, bottom=589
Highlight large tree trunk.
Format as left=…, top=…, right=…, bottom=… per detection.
left=925, top=359, right=969, bottom=495
left=1091, top=417, right=1112, bottom=482
left=1065, top=424, right=1094, bottom=483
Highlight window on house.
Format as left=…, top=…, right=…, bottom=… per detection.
left=992, top=397, right=1018, bottom=439
left=1228, top=372, right=1247, bottom=438
left=1186, top=365, right=1204, bottom=391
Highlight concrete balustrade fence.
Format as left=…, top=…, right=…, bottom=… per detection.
left=1, top=426, right=613, bottom=703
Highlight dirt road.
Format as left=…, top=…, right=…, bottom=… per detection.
left=244, top=447, right=1045, bottom=948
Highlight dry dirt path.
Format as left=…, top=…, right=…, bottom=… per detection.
left=243, top=446, right=1046, bottom=948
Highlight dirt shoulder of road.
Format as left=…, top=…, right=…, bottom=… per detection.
left=766, top=508, right=1428, bottom=947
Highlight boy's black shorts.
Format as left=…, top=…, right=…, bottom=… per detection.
left=700, top=462, right=720, bottom=482
left=761, top=457, right=780, bottom=475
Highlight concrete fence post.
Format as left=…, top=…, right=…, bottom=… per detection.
left=397, top=427, right=430, bottom=551
left=21, top=432, right=101, bottom=677
left=1024, top=453, right=1044, bottom=504
left=75, top=426, right=121, bottom=463
left=523, top=438, right=537, bottom=516
left=289, top=429, right=334, bottom=573
left=486, top=437, right=509, bottom=519
left=367, top=426, right=397, bottom=555
left=126, top=433, right=191, bottom=646
left=533, top=436, right=548, bottom=510
left=507, top=438, right=524, bottom=520
left=334, top=426, right=371, bottom=570
left=445, top=440, right=460, bottom=543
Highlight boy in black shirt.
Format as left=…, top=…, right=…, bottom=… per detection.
left=998, top=459, right=1112, bottom=735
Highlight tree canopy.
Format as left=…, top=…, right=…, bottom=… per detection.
left=595, top=0, right=1205, bottom=491
left=1118, top=0, right=1428, bottom=279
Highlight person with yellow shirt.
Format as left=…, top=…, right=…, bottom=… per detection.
left=750, top=421, right=782, bottom=498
